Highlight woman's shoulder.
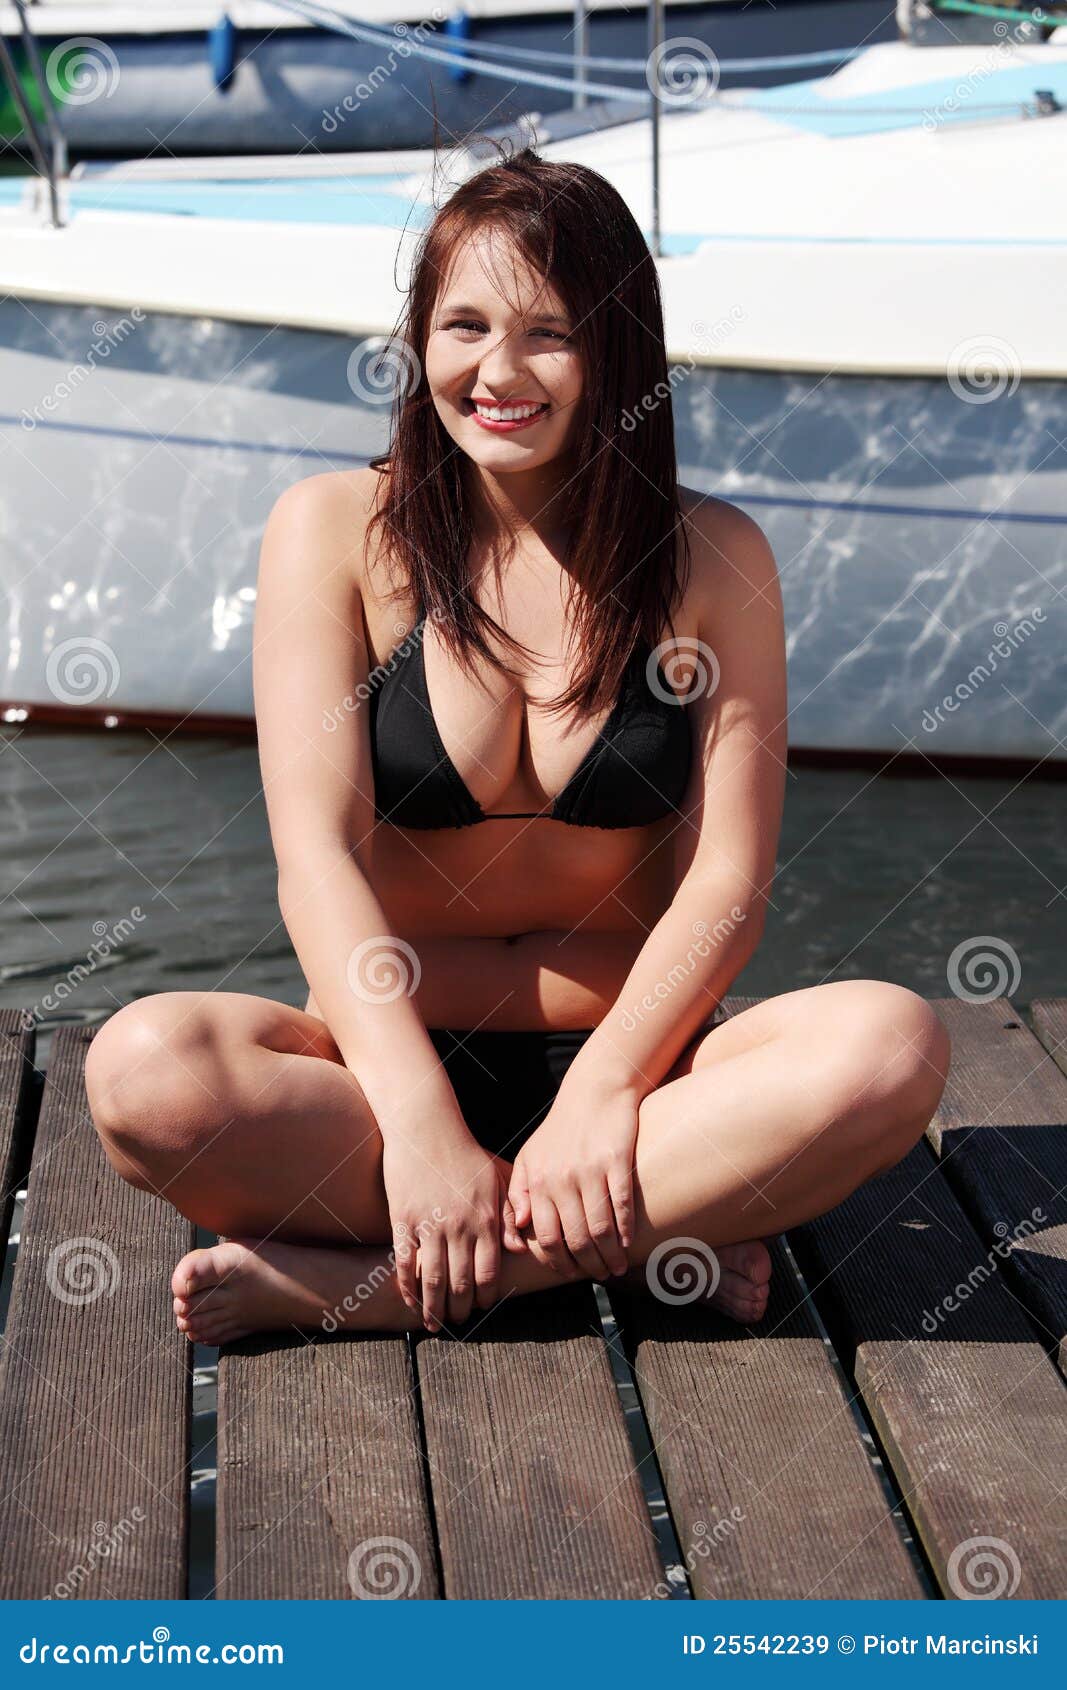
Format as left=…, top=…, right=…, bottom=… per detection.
left=676, top=485, right=780, bottom=601
left=260, top=465, right=391, bottom=595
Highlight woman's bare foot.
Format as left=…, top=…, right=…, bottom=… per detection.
left=171, top=1237, right=420, bottom=1345
left=620, top=1237, right=773, bottom=1325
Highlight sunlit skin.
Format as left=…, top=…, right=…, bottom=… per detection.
left=84, top=226, right=951, bottom=1347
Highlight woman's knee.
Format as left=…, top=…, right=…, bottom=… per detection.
left=831, top=983, right=951, bottom=1167
left=85, top=992, right=238, bottom=1193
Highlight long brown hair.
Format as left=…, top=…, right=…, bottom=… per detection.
left=367, top=141, right=692, bottom=718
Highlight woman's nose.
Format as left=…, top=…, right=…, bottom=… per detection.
left=477, top=329, right=526, bottom=390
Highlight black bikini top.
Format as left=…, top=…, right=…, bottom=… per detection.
left=367, top=614, right=691, bottom=830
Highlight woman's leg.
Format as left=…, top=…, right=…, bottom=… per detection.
left=86, top=980, right=949, bottom=1343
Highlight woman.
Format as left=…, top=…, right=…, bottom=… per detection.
left=85, top=148, right=950, bottom=1344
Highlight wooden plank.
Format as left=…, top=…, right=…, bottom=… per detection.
left=611, top=1238, right=924, bottom=1599
left=216, top=1331, right=438, bottom=1600
left=0, top=1025, right=193, bottom=1599
left=790, top=1138, right=1067, bottom=1598
left=925, top=996, right=1067, bottom=1375
left=416, top=1283, right=664, bottom=1598
left=1031, top=997, right=1067, bottom=1084
left=0, top=1009, right=37, bottom=1260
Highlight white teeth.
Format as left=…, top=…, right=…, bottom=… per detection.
left=472, top=401, right=546, bottom=421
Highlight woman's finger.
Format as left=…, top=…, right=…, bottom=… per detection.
left=393, top=1223, right=419, bottom=1311
left=606, top=1156, right=635, bottom=1254
left=473, top=1227, right=501, bottom=1310
left=418, top=1234, right=448, bottom=1334
left=556, top=1184, right=611, bottom=1281
left=446, top=1235, right=475, bottom=1328
left=501, top=1191, right=526, bottom=1253
left=508, top=1157, right=532, bottom=1232
left=530, top=1186, right=578, bottom=1279
left=580, top=1176, right=628, bottom=1276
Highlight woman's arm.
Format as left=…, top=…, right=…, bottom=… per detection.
left=507, top=498, right=788, bottom=1273
left=253, top=471, right=509, bottom=1328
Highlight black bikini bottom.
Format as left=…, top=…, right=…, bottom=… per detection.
left=427, top=1026, right=594, bottom=1161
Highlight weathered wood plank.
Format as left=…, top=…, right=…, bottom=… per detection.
left=216, top=1331, right=438, bottom=1600
left=0, top=1009, right=37, bottom=1260
left=790, top=1138, right=1067, bottom=1598
left=0, top=1025, right=193, bottom=1599
left=417, top=1283, right=664, bottom=1598
left=611, top=1238, right=924, bottom=1599
left=1031, top=999, right=1067, bottom=1084
left=925, top=996, right=1067, bottom=1375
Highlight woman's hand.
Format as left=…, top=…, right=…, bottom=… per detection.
left=382, top=1127, right=509, bottom=1331
left=506, top=1078, right=640, bottom=1281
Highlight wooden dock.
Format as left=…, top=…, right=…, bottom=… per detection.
left=1, top=994, right=1065, bottom=1600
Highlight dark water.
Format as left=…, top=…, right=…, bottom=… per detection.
left=2, top=727, right=1061, bottom=1057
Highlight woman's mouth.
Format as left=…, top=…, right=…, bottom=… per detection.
left=463, top=397, right=550, bottom=433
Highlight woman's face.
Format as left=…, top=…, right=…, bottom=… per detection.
left=424, top=228, right=584, bottom=475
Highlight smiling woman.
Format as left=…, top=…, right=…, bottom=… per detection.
left=84, top=144, right=950, bottom=1355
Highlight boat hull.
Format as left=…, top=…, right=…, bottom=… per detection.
left=3, top=300, right=1063, bottom=761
